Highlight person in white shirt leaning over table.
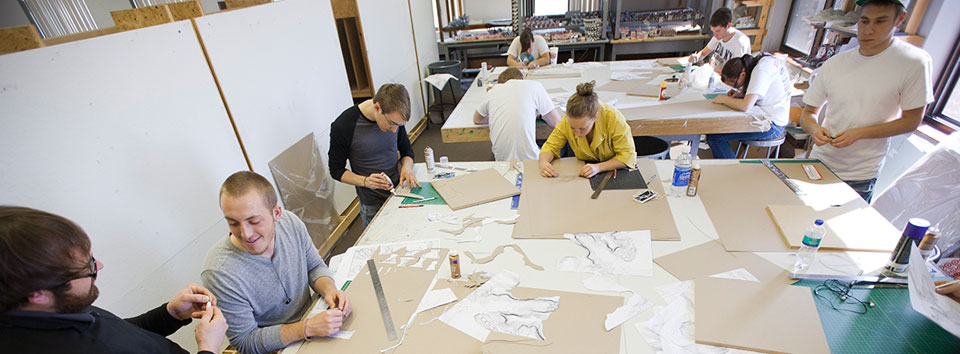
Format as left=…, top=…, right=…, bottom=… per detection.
left=506, top=28, right=551, bottom=69
left=800, top=0, right=933, bottom=203
left=689, top=7, right=752, bottom=73
left=474, top=68, right=562, bottom=161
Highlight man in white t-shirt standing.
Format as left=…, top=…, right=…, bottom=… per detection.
left=473, top=68, right=561, bottom=161
left=690, top=8, right=752, bottom=72
left=801, top=0, right=933, bottom=203
left=507, top=28, right=551, bottom=69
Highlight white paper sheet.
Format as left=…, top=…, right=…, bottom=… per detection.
left=708, top=268, right=760, bottom=282
left=439, top=271, right=560, bottom=341
left=908, top=243, right=960, bottom=337
left=329, top=330, right=355, bottom=339
left=333, top=239, right=442, bottom=288
left=558, top=231, right=653, bottom=276
left=610, top=71, right=650, bottom=81
left=423, top=73, right=457, bottom=90
left=583, top=273, right=632, bottom=293
left=415, top=288, right=459, bottom=313
left=605, top=293, right=652, bottom=331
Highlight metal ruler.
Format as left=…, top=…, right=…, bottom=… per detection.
left=590, top=171, right=613, bottom=199
left=366, top=259, right=397, bottom=340
left=438, top=164, right=477, bottom=172
left=790, top=273, right=908, bottom=287
left=511, top=173, right=522, bottom=210
left=761, top=159, right=805, bottom=195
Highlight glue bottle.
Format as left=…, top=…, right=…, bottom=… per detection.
left=669, top=146, right=692, bottom=197
left=659, top=81, right=668, bottom=101
left=685, top=158, right=701, bottom=197
left=793, top=219, right=825, bottom=270
left=425, top=146, right=436, bottom=173
left=448, top=250, right=461, bottom=279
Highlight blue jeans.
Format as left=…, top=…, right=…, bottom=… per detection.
left=706, top=124, right=785, bottom=159
left=844, top=177, right=878, bottom=203
left=359, top=200, right=385, bottom=229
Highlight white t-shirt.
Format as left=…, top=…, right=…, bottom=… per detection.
left=476, top=79, right=555, bottom=161
left=745, top=56, right=793, bottom=127
left=707, top=28, right=752, bottom=68
left=803, top=39, right=933, bottom=181
left=507, top=35, right=550, bottom=65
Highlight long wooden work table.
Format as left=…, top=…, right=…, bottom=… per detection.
left=283, top=160, right=960, bottom=354
left=440, top=59, right=770, bottom=158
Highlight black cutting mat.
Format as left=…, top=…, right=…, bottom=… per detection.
left=589, top=169, right=646, bottom=190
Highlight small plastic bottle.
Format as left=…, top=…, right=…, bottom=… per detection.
left=659, top=81, right=668, bottom=101
left=670, top=146, right=693, bottom=197
left=425, top=146, right=435, bottom=173
left=448, top=250, right=461, bottom=279
left=794, top=219, right=826, bottom=270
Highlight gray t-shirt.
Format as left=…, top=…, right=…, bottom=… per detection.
left=201, top=210, right=332, bottom=354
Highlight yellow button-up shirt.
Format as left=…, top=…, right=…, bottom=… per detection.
left=542, top=103, right=637, bottom=167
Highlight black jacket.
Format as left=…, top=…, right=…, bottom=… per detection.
left=0, top=303, right=213, bottom=354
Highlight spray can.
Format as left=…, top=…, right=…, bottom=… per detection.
left=685, top=159, right=701, bottom=197
left=918, top=227, right=940, bottom=260
left=659, top=81, right=668, bottom=101
left=480, top=61, right=489, bottom=84
left=425, top=146, right=435, bottom=173
left=448, top=250, right=461, bottom=279
left=884, top=218, right=930, bottom=275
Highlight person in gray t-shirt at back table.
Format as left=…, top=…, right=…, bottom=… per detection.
left=328, top=83, right=419, bottom=228
left=201, top=171, right=352, bottom=354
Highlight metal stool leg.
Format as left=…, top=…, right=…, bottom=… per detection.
left=734, top=141, right=743, bottom=159
left=774, top=144, right=781, bottom=159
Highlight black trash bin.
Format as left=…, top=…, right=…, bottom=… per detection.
left=634, top=136, right=670, bottom=159
left=427, top=60, right=463, bottom=123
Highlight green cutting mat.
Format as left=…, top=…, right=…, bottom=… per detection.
left=399, top=182, right=447, bottom=205
left=795, top=281, right=960, bottom=353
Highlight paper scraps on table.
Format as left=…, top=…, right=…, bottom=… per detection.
left=463, top=244, right=545, bottom=271
left=708, top=268, right=760, bottom=282
left=557, top=231, right=653, bottom=276
left=415, top=288, right=459, bottom=314
left=440, top=214, right=519, bottom=236
left=582, top=272, right=632, bottom=293
left=439, top=271, right=560, bottom=342
left=610, top=71, right=650, bottom=81
left=329, top=330, right=355, bottom=339
left=908, top=243, right=960, bottom=337
left=332, top=239, right=442, bottom=287
left=427, top=212, right=460, bottom=225
left=605, top=293, right=652, bottom=331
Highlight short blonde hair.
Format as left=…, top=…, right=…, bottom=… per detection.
left=566, top=81, right=599, bottom=119
left=373, top=84, right=411, bottom=121
left=220, top=171, right=277, bottom=208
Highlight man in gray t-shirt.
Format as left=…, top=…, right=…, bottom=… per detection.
left=201, top=171, right=352, bottom=354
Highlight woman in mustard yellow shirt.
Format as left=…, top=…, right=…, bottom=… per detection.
left=539, top=81, right=637, bottom=178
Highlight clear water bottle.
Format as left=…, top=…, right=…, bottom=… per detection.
left=794, top=219, right=826, bottom=270
left=670, top=146, right=693, bottom=197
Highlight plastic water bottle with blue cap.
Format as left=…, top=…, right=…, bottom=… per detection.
left=669, top=145, right=692, bottom=197
left=794, top=219, right=826, bottom=270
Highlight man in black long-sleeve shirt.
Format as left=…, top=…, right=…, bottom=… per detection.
left=0, top=206, right=228, bottom=353
left=329, top=83, right=419, bottom=227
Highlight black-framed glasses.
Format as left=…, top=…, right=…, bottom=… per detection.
left=61, top=256, right=98, bottom=286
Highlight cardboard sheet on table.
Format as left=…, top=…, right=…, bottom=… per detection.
left=617, top=99, right=746, bottom=120
left=656, top=57, right=689, bottom=66
left=297, top=248, right=448, bottom=353
left=596, top=79, right=680, bottom=98
left=400, top=182, right=447, bottom=205
left=694, top=277, right=830, bottom=354
left=698, top=162, right=854, bottom=252
left=654, top=240, right=794, bottom=285
left=588, top=168, right=647, bottom=190
left=512, top=158, right=680, bottom=240
left=767, top=204, right=898, bottom=252
left=393, top=281, right=623, bottom=354
left=431, top=168, right=519, bottom=211
left=525, top=67, right=581, bottom=79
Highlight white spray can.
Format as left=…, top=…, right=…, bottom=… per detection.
left=425, top=145, right=436, bottom=173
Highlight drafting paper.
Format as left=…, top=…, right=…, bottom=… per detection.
left=439, top=271, right=559, bottom=341
left=697, top=162, right=847, bottom=252
left=431, top=168, right=520, bottom=210
left=694, top=277, right=830, bottom=354
left=767, top=204, right=899, bottom=252
left=558, top=231, right=654, bottom=276
left=654, top=240, right=793, bottom=285
left=908, top=243, right=960, bottom=337
left=604, top=294, right=652, bottom=331
left=513, top=158, right=680, bottom=240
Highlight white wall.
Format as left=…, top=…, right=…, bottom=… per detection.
left=410, top=0, right=441, bottom=119
left=762, top=0, right=791, bottom=52
left=917, top=0, right=960, bottom=80
left=0, top=0, right=30, bottom=28
left=358, top=0, right=426, bottom=129
left=86, top=0, right=131, bottom=28
left=462, top=0, right=511, bottom=22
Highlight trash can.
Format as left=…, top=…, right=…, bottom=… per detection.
left=427, top=60, right=463, bottom=124
left=634, top=136, right=670, bottom=159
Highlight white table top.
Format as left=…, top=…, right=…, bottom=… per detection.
left=316, top=160, right=891, bottom=354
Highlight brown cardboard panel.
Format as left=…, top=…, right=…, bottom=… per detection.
left=298, top=248, right=447, bottom=353
left=654, top=240, right=794, bottom=285
left=694, top=277, right=830, bottom=354
left=596, top=79, right=681, bottom=98
left=767, top=205, right=899, bottom=252
left=431, top=168, right=520, bottom=211
left=512, top=158, right=680, bottom=240
left=697, top=162, right=852, bottom=252
left=394, top=282, right=623, bottom=354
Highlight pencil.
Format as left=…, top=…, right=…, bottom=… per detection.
left=399, top=204, right=423, bottom=208
left=936, top=278, right=960, bottom=290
